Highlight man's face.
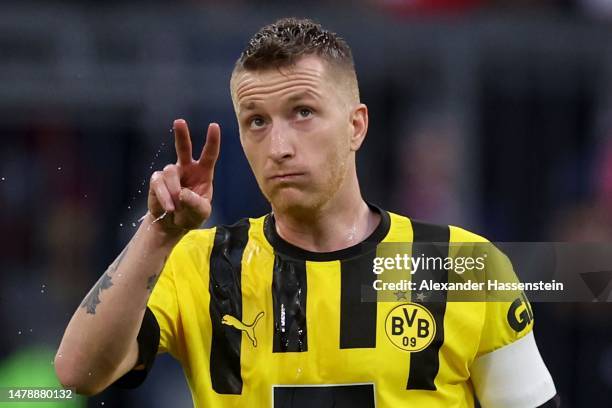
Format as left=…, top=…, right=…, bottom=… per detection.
left=232, top=55, right=360, bottom=215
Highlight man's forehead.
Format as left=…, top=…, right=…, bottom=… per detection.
left=232, top=56, right=330, bottom=101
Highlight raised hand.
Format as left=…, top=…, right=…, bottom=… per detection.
left=148, top=119, right=221, bottom=234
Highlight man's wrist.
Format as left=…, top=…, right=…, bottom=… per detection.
left=140, top=212, right=187, bottom=248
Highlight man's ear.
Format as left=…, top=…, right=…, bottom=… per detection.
left=349, top=103, right=368, bottom=151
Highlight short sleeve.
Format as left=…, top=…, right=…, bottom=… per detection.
left=448, top=226, right=534, bottom=354
left=471, top=244, right=556, bottom=407
left=477, top=244, right=534, bottom=356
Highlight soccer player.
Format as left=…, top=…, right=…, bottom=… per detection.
left=55, top=18, right=558, bottom=407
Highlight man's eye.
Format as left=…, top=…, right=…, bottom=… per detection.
left=298, top=108, right=313, bottom=118
left=250, top=117, right=265, bottom=128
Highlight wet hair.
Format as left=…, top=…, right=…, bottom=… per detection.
left=232, top=17, right=359, bottom=101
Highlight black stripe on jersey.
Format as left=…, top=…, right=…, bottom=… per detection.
left=407, top=220, right=450, bottom=391
left=273, top=384, right=375, bottom=408
left=272, top=255, right=308, bottom=352
left=208, top=219, right=250, bottom=394
left=340, top=250, right=378, bottom=348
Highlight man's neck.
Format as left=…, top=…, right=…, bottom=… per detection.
left=272, top=195, right=380, bottom=253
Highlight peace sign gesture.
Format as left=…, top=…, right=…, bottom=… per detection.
left=148, top=119, right=221, bottom=234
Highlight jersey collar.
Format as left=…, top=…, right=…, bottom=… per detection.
left=263, top=203, right=391, bottom=262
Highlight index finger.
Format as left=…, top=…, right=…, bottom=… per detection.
left=197, top=123, right=221, bottom=180
left=173, top=119, right=193, bottom=166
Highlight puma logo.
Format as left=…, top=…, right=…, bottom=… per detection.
left=222, top=311, right=265, bottom=347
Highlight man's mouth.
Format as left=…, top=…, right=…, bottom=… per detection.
left=268, top=172, right=305, bottom=182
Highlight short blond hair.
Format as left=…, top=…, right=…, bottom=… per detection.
left=231, top=17, right=360, bottom=102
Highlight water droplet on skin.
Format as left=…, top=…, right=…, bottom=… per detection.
left=151, top=211, right=167, bottom=224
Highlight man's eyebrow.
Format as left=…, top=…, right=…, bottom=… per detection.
left=286, top=91, right=319, bottom=103
left=239, top=101, right=258, bottom=111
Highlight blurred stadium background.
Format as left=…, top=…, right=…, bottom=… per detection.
left=1, top=0, right=612, bottom=406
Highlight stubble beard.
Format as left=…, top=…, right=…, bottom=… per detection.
left=265, top=150, right=350, bottom=220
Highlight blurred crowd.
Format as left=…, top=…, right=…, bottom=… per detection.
left=1, top=1, right=612, bottom=407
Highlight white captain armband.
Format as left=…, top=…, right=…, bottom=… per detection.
left=471, top=332, right=557, bottom=408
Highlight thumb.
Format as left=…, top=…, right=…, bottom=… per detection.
left=179, top=187, right=211, bottom=219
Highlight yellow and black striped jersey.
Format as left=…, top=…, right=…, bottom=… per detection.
left=116, top=206, right=556, bottom=408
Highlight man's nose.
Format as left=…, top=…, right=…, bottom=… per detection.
left=268, top=121, right=294, bottom=162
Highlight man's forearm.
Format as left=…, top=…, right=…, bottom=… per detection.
left=55, top=213, right=183, bottom=394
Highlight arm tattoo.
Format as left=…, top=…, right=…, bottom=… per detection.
left=80, top=245, right=130, bottom=315
left=81, top=273, right=113, bottom=315
left=146, top=256, right=168, bottom=294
